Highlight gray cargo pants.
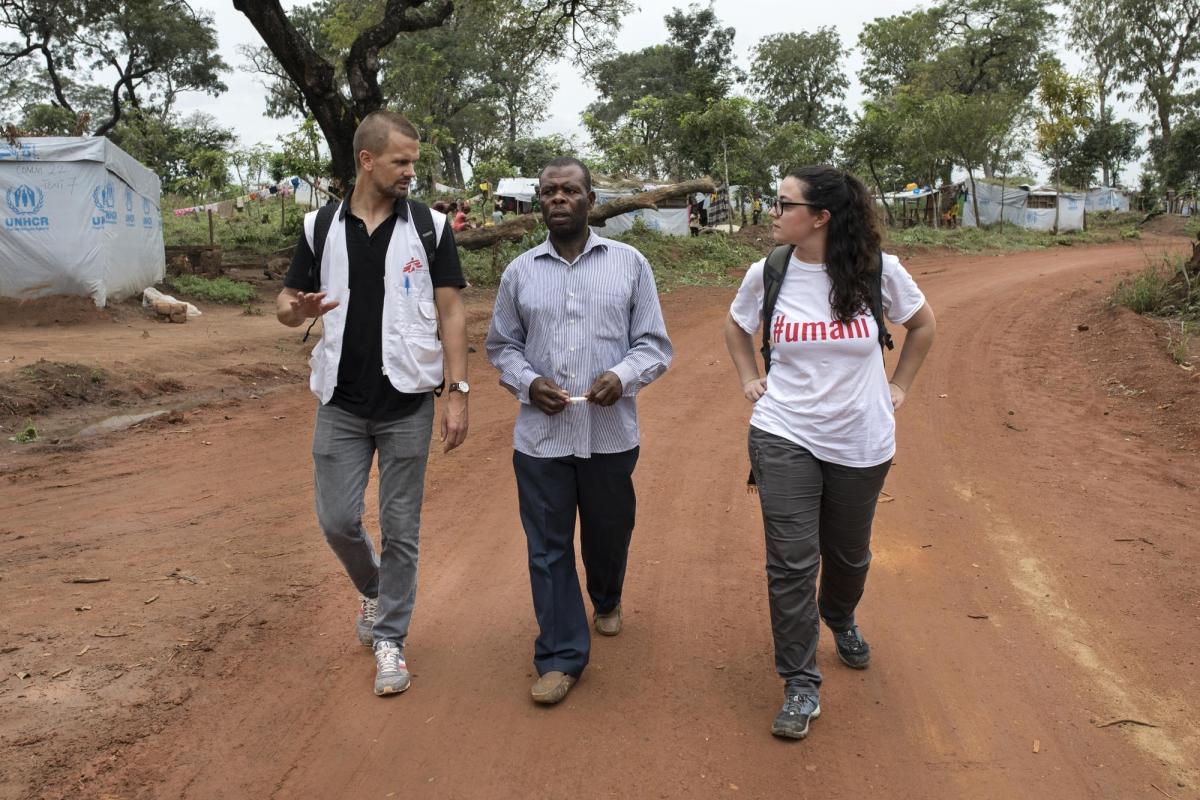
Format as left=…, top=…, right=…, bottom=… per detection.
left=312, top=397, right=433, bottom=647
left=748, top=426, right=891, bottom=693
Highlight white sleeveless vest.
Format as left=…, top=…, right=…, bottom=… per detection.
left=303, top=200, right=447, bottom=404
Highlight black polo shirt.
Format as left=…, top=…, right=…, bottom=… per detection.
left=284, top=191, right=465, bottom=421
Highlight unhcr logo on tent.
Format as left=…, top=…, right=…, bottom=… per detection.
left=0, top=143, right=38, bottom=161
left=142, top=196, right=154, bottom=229
left=91, top=182, right=117, bottom=229
left=124, top=186, right=136, bottom=227
left=4, top=184, right=50, bottom=231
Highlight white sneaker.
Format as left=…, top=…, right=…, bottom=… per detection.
left=357, top=596, right=378, bottom=647
left=373, top=641, right=410, bottom=696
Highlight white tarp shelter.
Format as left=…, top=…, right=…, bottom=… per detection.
left=495, top=177, right=540, bottom=202
left=593, top=185, right=689, bottom=237
left=962, top=182, right=1085, bottom=232
left=1084, top=187, right=1130, bottom=213
left=0, top=136, right=163, bottom=306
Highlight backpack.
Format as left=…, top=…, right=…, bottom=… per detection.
left=301, top=198, right=439, bottom=342
left=747, top=246, right=894, bottom=487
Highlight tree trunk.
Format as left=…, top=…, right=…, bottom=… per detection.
left=1099, top=92, right=1110, bottom=187
left=868, top=162, right=893, bottom=226
left=968, top=167, right=979, bottom=229
left=1053, top=170, right=1062, bottom=235
left=455, top=215, right=539, bottom=250
left=999, top=170, right=1007, bottom=231
left=233, top=0, right=453, bottom=188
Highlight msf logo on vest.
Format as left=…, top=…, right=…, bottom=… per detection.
left=92, top=182, right=117, bottom=229
left=5, top=185, right=50, bottom=231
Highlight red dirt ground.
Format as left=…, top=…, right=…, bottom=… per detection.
left=1, top=235, right=1197, bottom=800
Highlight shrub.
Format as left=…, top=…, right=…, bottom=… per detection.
left=1113, top=265, right=1171, bottom=314
left=165, top=275, right=258, bottom=305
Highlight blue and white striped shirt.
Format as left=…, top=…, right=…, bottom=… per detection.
left=485, top=232, right=673, bottom=458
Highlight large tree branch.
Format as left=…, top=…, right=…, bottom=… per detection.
left=345, top=0, right=453, bottom=115
left=588, top=177, right=716, bottom=223
left=92, top=78, right=124, bottom=137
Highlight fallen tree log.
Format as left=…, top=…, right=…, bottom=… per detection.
left=455, top=215, right=539, bottom=251
left=455, top=177, right=717, bottom=250
left=588, top=177, right=716, bottom=224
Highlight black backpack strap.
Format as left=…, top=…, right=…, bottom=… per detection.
left=760, top=245, right=795, bottom=374
left=308, top=200, right=338, bottom=290
left=302, top=200, right=339, bottom=343
left=407, top=200, right=438, bottom=265
left=749, top=245, right=794, bottom=487
left=870, top=251, right=894, bottom=351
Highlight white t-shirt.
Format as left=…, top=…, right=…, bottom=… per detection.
left=729, top=252, right=926, bottom=467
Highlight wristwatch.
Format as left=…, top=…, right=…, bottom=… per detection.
left=447, top=380, right=470, bottom=395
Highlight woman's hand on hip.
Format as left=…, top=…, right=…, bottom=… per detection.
left=889, top=382, right=907, bottom=411
left=743, top=377, right=767, bottom=403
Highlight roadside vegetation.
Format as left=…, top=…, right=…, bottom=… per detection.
left=165, top=275, right=258, bottom=305
left=162, top=197, right=304, bottom=255
left=886, top=212, right=1141, bottom=254
left=1113, top=252, right=1199, bottom=367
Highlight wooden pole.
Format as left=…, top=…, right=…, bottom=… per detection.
left=207, top=209, right=214, bottom=245
left=280, top=190, right=285, bottom=232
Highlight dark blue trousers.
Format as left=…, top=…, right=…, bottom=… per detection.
left=513, top=447, right=639, bottom=678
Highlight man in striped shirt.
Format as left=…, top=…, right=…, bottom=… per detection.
left=486, top=157, right=673, bottom=705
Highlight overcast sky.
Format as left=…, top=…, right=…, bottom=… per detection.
left=176, top=0, right=1145, bottom=185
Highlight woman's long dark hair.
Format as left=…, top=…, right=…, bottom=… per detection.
left=786, top=166, right=881, bottom=324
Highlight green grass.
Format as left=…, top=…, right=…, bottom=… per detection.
left=615, top=223, right=763, bottom=290
left=1113, top=264, right=1172, bottom=314
left=885, top=222, right=1128, bottom=254
left=12, top=420, right=38, bottom=444
left=1113, top=254, right=1200, bottom=318
left=165, top=275, right=258, bottom=305
left=163, top=196, right=304, bottom=254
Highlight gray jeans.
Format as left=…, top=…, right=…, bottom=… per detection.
left=748, top=426, right=891, bottom=693
left=312, top=397, right=433, bottom=647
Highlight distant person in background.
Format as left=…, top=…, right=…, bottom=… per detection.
left=752, top=196, right=763, bottom=226
left=453, top=202, right=470, bottom=232
left=432, top=200, right=449, bottom=214
left=493, top=198, right=504, bottom=225
left=723, top=165, right=935, bottom=740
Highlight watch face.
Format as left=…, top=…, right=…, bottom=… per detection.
left=453, top=381, right=470, bottom=393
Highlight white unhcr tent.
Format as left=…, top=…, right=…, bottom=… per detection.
left=0, top=137, right=164, bottom=306
left=962, top=182, right=1085, bottom=232
left=1084, top=187, right=1131, bottom=213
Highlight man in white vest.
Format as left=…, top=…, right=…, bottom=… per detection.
left=276, top=111, right=469, bottom=697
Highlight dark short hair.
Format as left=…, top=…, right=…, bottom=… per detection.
left=539, top=156, right=592, bottom=191
left=353, top=111, right=420, bottom=161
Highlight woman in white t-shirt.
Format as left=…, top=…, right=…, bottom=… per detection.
left=724, top=166, right=936, bottom=740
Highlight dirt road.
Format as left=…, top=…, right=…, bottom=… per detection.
left=1, top=238, right=1197, bottom=799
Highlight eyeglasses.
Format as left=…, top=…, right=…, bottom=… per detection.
left=772, top=199, right=821, bottom=214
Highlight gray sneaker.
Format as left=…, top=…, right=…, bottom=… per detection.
left=373, top=641, right=410, bottom=696
left=771, top=688, right=820, bottom=739
left=357, top=596, right=378, bottom=647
